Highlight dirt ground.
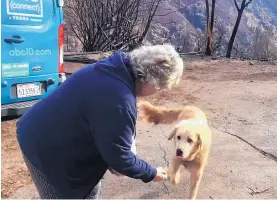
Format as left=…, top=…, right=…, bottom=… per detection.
left=1, top=59, right=277, bottom=199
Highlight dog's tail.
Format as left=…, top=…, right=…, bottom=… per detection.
left=138, top=100, right=183, bottom=125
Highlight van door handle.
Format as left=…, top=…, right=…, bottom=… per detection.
left=4, top=37, right=24, bottom=44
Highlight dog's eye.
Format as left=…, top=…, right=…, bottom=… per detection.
left=187, top=138, right=193, bottom=143
left=177, top=136, right=181, bottom=140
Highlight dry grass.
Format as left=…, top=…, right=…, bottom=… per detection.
left=1, top=119, right=32, bottom=198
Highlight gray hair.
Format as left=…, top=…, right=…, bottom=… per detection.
left=128, top=44, right=184, bottom=89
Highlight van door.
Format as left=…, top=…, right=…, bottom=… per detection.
left=1, top=0, right=61, bottom=105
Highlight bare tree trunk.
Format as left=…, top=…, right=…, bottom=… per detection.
left=205, top=0, right=210, bottom=31
left=226, top=11, right=242, bottom=58
left=205, top=0, right=216, bottom=56
left=205, top=0, right=211, bottom=55
left=226, top=0, right=253, bottom=58
left=210, top=0, right=216, bottom=33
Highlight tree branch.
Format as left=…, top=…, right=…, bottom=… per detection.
left=245, top=0, right=253, bottom=8
left=234, top=0, right=239, bottom=11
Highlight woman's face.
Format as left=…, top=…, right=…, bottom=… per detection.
left=136, top=83, right=161, bottom=97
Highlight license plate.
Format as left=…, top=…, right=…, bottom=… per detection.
left=17, top=83, right=41, bottom=98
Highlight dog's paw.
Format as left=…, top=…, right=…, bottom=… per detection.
left=168, top=173, right=180, bottom=185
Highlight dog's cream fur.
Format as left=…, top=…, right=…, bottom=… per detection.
left=138, top=100, right=212, bottom=200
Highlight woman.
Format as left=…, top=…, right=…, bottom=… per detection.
left=16, top=44, right=184, bottom=199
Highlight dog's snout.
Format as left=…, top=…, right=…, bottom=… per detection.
left=176, top=148, right=183, bottom=157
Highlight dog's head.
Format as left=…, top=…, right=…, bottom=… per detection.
left=168, top=121, right=205, bottom=161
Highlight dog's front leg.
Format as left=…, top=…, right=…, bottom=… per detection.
left=188, top=167, right=204, bottom=200
left=167, top=157, right=182, bottom=185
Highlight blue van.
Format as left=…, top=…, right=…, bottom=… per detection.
left=1, top=0, right=66, bottom=117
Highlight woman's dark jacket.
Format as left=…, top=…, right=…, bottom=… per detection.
left=16, top=51, right=157, bottom=198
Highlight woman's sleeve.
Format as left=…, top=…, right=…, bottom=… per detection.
left=86, top=107, right=157, bottom=183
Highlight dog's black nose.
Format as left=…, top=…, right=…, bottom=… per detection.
left=176, top=148, right=183, bottom=157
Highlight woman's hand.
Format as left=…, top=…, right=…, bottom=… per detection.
left=152, top=167, right=168, bottom=182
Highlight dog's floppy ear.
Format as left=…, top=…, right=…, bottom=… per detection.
left=168, top=126, right=178, bottom=140
left=168, top=122, right=182, bottom=140
left=197, top=134, right=203, bottom=150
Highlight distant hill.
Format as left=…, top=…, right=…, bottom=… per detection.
left=146, top=0, right=277, bottom=58
left=64, top=0, right=277, bottom=58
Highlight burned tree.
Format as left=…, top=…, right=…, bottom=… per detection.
left=226, top=0, right=253, bottom=58
left=212, top=19, right=227, bottom=55
left=204, top=0, right=216, bottom=56
left=64, top=0, right=162, bottom=52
